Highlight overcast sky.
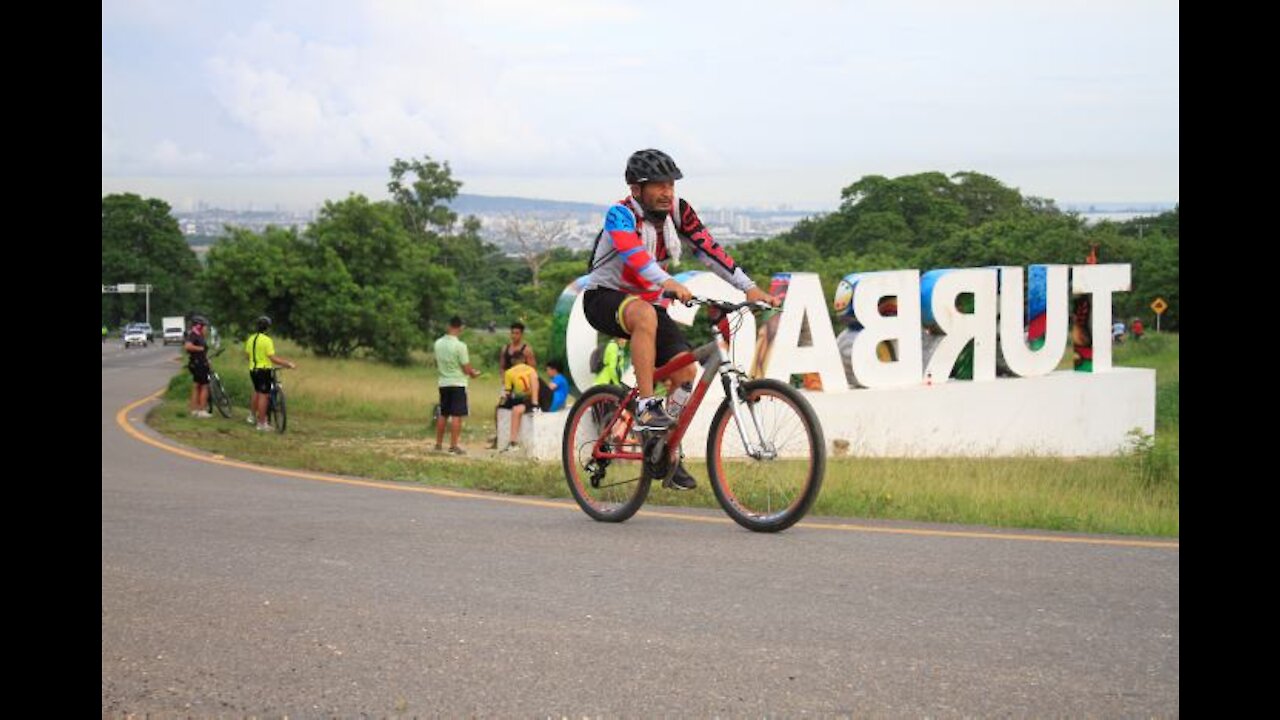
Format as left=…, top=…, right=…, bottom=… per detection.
left=102, top=0, right=1179, bottom=212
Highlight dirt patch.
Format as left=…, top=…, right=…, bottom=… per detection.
left=324, top=437, right=446, bottom=461
left=322, top=436, right=505, bottom=461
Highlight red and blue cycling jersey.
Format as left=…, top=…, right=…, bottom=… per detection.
left=583, top=196, right=756, bottom=302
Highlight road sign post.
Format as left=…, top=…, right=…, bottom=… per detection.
left=102, top=283, right=153, bottom=327
left=1150, top=297, right=1168, bottom=333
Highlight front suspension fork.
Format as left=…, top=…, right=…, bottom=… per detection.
left=720, top=369, right=775, bottom=460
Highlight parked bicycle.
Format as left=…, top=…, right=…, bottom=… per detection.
left=562, top=293, right=826, bottom=533
left=204, top=346, right=233, bottom=419
left=206, top=368, right=232, bottom=418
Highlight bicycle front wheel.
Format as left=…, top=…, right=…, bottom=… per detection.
left=562, top=385, right=650, bottom=523
left=209, top=373, right=232, bottom=418
left=269, top=386, right=287, bottom=433
left=707, top=378, right=825, bottom=532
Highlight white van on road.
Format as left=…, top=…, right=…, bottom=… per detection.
left=162, top=316, right=186, bottom=345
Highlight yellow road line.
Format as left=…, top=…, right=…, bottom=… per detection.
left=115, top=391, right=578, bottom=511
left=115, top=392, right=1178, bottom=550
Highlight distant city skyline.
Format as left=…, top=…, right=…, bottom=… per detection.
left=167, top=193, right=1173, bottom=249
left=103, top=1, right=1179, bottom=213
left=104, top=175, right=855, bottom=214
left=106, top=176, right=1178, bottom=217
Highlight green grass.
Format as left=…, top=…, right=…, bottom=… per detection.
left=1111, top=332, right=1179, bottom=483
left=148, top=333, right=1179, bottom=537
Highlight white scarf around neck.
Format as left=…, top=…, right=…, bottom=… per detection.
left=626, top=195, right=681, bottom=263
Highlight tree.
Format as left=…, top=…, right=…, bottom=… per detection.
left=299, top=195, right=433, bottom=363
left=947, top=172, right=1027, bottom=227
left=386, top=155, right=514, bottom=329
left=101, top=193, right=202, bottom=327
left=1090, top=210, right=1179, bottom=329
left=387, top=155, right=462, bottom=239
left=726, top=235, right=824, bottom=283
left=497, top=214, right=575, bottom=289
left=307, top=194, right=420, bottom=288
left=199, top=225, right=304, bottom=338
left=760, top=170, right=1178, bottom=334
left=287, top=245, right=364, bottom=358
left=917, top=213, right=1089, bottom=270
left=200, top=193, right=462, bottom=363
left=805, top=172, right=970, bottom=256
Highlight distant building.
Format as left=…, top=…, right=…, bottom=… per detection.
left=169, top=194, right=822, bottom=249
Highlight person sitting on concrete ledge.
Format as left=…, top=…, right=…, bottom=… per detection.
left=541, top=359, right=570, bottom=412
left=498, top=361, right=539, bottom=452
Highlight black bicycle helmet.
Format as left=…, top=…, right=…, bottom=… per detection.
left=190, top=314, right=208, bottom=326
left=625, top=149, right=683, bottom=184
left=256, top=315, right=272, bottom=332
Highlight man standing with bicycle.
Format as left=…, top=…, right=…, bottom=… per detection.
left=185, top=315, right=213, bottom=418
left=244, top=315, right=296, bottom=432
left=581, top=149, right=779, bottom=490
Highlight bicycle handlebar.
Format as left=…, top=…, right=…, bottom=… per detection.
left=660, top=290, right=776, bottom=314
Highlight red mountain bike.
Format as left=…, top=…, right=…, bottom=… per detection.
left=562, top=294, right=826, bottom=532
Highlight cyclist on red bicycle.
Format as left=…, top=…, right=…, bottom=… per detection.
left=582, top=149, right=779, bottom=490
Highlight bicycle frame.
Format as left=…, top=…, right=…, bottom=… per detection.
left=589, top=303, right=768, bottom=462
left=269, top=368, right=283, bottom=402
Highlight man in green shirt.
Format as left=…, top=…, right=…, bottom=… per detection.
left=434, top=315, right=481, bottom=454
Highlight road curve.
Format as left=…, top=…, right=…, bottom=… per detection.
left=102, top=342, right=1178, bottom=717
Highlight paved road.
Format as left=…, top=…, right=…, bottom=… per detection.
left=102, top=343, right=1178, bottom=717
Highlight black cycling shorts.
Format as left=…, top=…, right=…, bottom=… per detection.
left=250, top=369, right=273, bottom=394
left=498, top=394, right=533, bottom=411
left=583, top=288, right=692, bottom=367
left=188, top=363, right=210, bottom=385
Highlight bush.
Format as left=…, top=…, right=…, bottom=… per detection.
left=1124, top=429, right=1178, bottom=487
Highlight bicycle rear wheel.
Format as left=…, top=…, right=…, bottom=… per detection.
left=562, top=385, right=650, bottom=522
left=209, top=372, right=232, bottom=418
left=268, top=386, right=287, bottom=433
left=707, top=378, right=825, bottom=532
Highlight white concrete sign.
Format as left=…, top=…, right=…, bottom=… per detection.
left=542, top=263, right=1152, bottom=460
left=921, top=268, right=999, bottom=382
left=997, top=265, right=1071, bottom=377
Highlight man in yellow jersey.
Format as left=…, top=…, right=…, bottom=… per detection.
left=498, top=360, right=539, bottom=452
left=244, top=315, right=296, bottom=432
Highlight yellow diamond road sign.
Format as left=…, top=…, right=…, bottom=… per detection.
left=1151, top=298, right=1168, bottom=315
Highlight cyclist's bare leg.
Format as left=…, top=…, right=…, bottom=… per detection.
left=622, top=300, right=658, bottom=398
left=254, top=392, right=269, bottom=424
left=449, top=416, right=463, bottom=448
left=435, top=414, right=447, bottom=447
